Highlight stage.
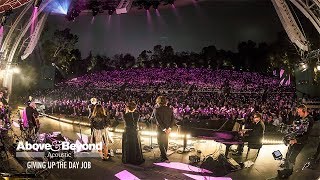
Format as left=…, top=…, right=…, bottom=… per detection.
left=6, top=116, right=320, bottom=180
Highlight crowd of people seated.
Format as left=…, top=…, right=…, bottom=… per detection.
left=24, top=68, right=319, bottom=130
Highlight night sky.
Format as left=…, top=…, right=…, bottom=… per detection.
left=46, top=0, right=283, bottom=57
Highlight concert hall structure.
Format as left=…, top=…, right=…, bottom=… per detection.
left=0, top=0, right=319, bottom=180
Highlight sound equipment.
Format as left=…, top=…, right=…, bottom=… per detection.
left=200, top=154, right=240, bottom=176
left=272, top=150, right=283, bottom=160
left=189, top=155, right=200, bottom=163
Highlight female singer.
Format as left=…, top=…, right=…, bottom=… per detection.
left=90, top=104, right=111, bottom=160
left=122, top=101, right=145, bottom=165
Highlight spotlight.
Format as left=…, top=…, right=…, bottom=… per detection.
left=92, top=8, right=99, bottom=16
left=152, top=1, right=160, bottom=9
left=167, top=0, right=174, bottom=5
left=1, top=8, right=13, bottom=26
left=66, top=8, right=80, bottom=21
left=33, top=0, right=42, bottom=7
left=298, top=62, right=308, bottom=72
left=12, top=67, right=20, bottom=74
left=1, top=16, right=6, bottom=26
left=144, top=2, right=151, bottom=10
left=316, top=61, right=320, bottom=71
left=108, top=9, right=115, bottom=15
left=89, top=0, right=100, bottom=17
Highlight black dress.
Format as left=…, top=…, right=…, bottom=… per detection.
left=122, top=112, right=145, bottom=165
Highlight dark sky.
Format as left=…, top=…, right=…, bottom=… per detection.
left=47, top=0, right=283, bottom=57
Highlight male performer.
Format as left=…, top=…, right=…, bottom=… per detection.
left=282, top=104, right=314, bottom=175
left=234, top=113, right=265, bottom=155
left=25, top=101, right=40, bottom=140
left=88, top=98, right=97, bottom=135
left=88, top=98, right=97, bottom=118
left=154, top=96, right=175, bottom=163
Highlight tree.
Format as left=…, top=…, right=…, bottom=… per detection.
left=202, top=46, right=217, bottom=65
left=121, top=53, right=136, bottom=68
left=41, top=28, right=79, bottom=76
left=151, top=45, right=163, bottom=62
left=163, top=46, right=174, bottom=65
left=52, top=28, right=79, bottom=58
left=137, top=50, right=149, bottom=66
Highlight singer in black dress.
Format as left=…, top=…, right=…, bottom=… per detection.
left=122, top=101, right=145, bottom=165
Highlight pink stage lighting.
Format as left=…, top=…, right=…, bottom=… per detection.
left=115, top=170, right=140, bottom=180
left=31, top=7, right=38, bottom=35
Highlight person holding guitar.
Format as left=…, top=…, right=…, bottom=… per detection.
left=26, top=101, right=40, bottom=141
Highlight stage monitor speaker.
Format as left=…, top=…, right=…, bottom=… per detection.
left=200, top=154, right=239, bottom=176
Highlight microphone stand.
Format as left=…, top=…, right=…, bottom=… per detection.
left=78, top=111, right=84, bottom=144
left=150, top=110, right=155, bottom=149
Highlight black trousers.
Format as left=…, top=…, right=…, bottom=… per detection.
left=157, top=130, right=169, bottom=160
left=285, top=144, right=305, bottom=167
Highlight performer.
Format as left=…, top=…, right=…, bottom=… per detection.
left=282, top=104, right=314, bottom=174
left=0, top=102, right=8, bottom=126
left=122, top=101, right=145, bottom=165
left=0, top=91, right=8, bottom=107
left=25, top=102, right=40, bottom=141
left=90, top=104, right=111, bottom=160
left=26, top=96, right=33, bottom=106
left=88, top=98, right=97, bottom=118
left=154, top=96, right=175, bottom=162
left=88, top=97, right=97, bottom=135
left=234, top=113, right=265, bottom=155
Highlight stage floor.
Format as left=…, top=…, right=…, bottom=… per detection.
left=11, top=116, right=320, bottom=180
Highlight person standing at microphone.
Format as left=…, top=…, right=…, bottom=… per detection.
left=154, top=96, right=175, bottom=163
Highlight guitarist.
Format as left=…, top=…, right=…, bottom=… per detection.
left=26, top=102, right=40, bottom=140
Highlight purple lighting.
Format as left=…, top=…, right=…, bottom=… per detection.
left=91, top=17, right=95, bottom=24
left=155, top=9, right=160, bottom=17
left=146, top=10, right=152, bottom=25
left=170, top=4, right=182, bottom=24
left=115, top=170, right=140, bottom=180
left=183, top=173, right=232, bottom=180
left=30, top=7, right=38, bottom=35
left=107, top=15, right=111, bottom=26
left=154, top=162, right=212, bottom=173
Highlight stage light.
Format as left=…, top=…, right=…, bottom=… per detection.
left=46, top=0, right=71, bottom=15
left=1, top=8, right=13, bottom=26
left=12, top=67, right=20, bottom=74
left=152, top=1, right=160, bottom=9
left=144, top=2, right=151, bottom=10
left=165, top=0, right=174, bottom=5
left=1, top=16, right=6, bottom=26
left=316, top=61, right=320, bottom=71
left=92, top=8, right=99, bottom=16
left=298, top=62, right=308, bottom=72
left=89, top=0, right=100, bottom=17
left=34, top=0, right=43, bottom=7
left=108, top=9, right=115, bottom=15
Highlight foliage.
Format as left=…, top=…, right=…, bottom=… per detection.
left=41, top=28, right=81, bottom=76
left=39, top=28, right=320, bottom=81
